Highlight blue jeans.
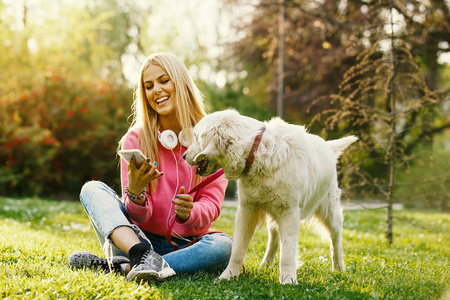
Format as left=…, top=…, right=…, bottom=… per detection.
left=79, top=181, right=232, bottom=274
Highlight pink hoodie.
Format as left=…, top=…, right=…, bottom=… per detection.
left=120, top=127, right=228, bottom=237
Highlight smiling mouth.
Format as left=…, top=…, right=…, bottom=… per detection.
left=196, top=157, right=209, bottom=175
left=156, top=96, right=169, bottom=106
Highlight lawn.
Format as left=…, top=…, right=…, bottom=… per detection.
left=0, top=196, right=449, bottom=299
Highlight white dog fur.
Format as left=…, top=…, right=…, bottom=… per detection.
left=183, top=109, right=357, bottom=284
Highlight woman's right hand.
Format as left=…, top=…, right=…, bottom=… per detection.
left=127, top=154, right=163, bottom=197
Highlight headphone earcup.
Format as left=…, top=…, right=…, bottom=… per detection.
left=178, top=129, right=193, bottom=148
left=158, top=130, right=178, bottom=150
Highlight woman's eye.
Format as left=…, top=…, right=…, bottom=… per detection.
left=146, top=86, right=153, bottom=90
left=162, top=79, right=169, bottom=83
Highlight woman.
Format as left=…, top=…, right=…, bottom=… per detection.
left=68, top=53, right=232, bottom=283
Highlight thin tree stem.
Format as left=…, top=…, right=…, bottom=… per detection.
left=386, top=0, right=397, bottom=245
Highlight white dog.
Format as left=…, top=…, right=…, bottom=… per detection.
left=183, top=109, right=357, bottom=284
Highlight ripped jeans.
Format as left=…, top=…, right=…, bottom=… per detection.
left=79, top=181, right=232, bottom=274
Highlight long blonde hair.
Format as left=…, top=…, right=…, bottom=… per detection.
left=121, top=52, right=207, bottom=192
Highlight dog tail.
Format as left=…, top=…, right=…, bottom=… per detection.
left=327, top=135, right=358, bottom=158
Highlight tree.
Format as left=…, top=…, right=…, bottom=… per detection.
left=222, top=0, right=378, bottom=124
left=222, top=0, right=449, bottom=242
left=314, top=2, right=445, bottom=244
left=0, top=1, right=144, bottom=197
left=222, top=0, right=449, bottom=126
left=0, top=0, right=149, bottom=93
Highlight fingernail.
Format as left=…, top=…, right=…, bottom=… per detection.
left=154, top=162, right=157, bottom=166
left=171, top=200, right=174, bottom=203
left=130, top=157, right=133, bottom=160
left=146, top=158, right=150, bottom=162
left=160, top=172, right=164, bottom=176
left=175, top=195, right=179, bottom=198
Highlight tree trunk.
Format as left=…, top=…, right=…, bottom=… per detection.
left=386, top=1, right=397, bottom=245
left=277, top=0, right=285, bottom=118
left=386, top=158, right=395, bottom=244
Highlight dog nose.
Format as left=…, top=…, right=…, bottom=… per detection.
left=182, top=153, right=186, bottom=160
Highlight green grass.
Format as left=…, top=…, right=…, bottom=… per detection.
left=0, top=197, right=449, bottom=299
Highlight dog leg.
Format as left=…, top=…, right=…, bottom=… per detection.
left=217, top=205, right=261, bottom=281
left=260, top=216, right=279, bottom=268
left=278, top=209, right=301, bottom=284
left=316, top=190, right=346, bottom=271
left=330, top=228, right=345, bottom=271
left=327, top=209, right=346, bottom=271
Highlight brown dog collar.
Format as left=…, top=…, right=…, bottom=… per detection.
left=243, top=125, right=266, bottom=174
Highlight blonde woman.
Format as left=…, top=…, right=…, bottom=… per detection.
left=68, top=53, right=232, bottom=283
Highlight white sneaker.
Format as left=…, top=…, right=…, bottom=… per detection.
left=68, top=251, right=129, bottom=274
left=126, top=248, right=176, bottom=283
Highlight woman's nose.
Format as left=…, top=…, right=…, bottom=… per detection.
left=153, top=83, right=162, bottom=94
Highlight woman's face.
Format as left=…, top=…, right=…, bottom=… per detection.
left=143, top=64, right=176, bottom=117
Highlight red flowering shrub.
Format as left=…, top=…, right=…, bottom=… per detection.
left=0, top=72, right=133, bottom=197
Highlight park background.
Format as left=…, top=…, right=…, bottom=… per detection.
left=0, top=0, right=449, bottom=299
left=1, top=0, right=449, bottom=209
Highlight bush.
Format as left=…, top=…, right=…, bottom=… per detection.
left=0, top=71, right=132, bottom=197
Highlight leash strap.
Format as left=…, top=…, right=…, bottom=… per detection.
left=166, top=169, right=225, bottom=251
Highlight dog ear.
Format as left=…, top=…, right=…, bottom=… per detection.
left=194, top=142, right=219, bottom=162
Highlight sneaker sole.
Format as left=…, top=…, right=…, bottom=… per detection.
left=127, top=267, right=176, bottom=283
left=67, top=251, right=129, bottom=272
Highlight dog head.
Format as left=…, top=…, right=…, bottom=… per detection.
left=183, top=109, right=261, bottom=179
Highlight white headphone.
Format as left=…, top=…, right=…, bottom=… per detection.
left=158, top=129, right=192, bottom=150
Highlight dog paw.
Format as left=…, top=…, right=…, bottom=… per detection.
left=215, top=268, right=240, bottom=284
left=218, top=272, right=233, bottom=280
left=259, top=260, right=274, bottom=269
left=214, top=276, right=230, bottom=284
left=332, top=262, right=346, bottom=272
left=280, top=274, right=298, bottom=285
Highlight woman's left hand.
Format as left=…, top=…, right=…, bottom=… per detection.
left=173, top=186, right=193, bottom=220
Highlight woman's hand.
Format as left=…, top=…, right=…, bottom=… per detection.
left=127, top=154, right=163, bottom=200
left=173, top=186, right=193, bottom=220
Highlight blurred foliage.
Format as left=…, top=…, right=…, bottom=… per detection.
left=0, top=0, right=142, bottom=197
left=222, top=0, right=450, bottom=125
left=200, top=81, right=273, bottom=121
left=222, top=0, right=450, bottom=211
left=319, top=39, right=443, bottom=199
left=1, top=0, right=449, bottom=210
left=0, top=0, right=144, bottom=89
left=395, top=134, right=450, bottom=211
left=0, top=72, right=131, bottom=196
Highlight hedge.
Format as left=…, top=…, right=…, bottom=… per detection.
left=0, top=72, right=132, bottom=197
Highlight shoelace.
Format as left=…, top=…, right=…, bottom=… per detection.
left=139, top=251, right=150, bottom=264
left=90, top=257, right=120, bottom=272
left=136, top=249, right=162, bottom=270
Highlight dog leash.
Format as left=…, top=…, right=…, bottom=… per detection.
left=166, top=168, right=225, bottom=251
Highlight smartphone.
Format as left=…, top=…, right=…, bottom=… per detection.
left=118, top=149, right=147, bottom=169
